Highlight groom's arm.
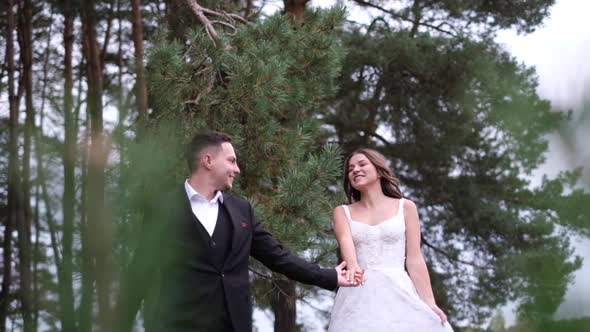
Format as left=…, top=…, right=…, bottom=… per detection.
left=248, top=204, right=338, bottom=291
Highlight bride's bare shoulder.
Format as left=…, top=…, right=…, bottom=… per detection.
left=401, top=198, right=418, bottom=215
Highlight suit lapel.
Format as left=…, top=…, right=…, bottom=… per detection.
left=222, top=194, right=246, bottom=258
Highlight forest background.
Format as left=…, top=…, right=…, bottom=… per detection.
left=1, top=0, right=589, bottom=331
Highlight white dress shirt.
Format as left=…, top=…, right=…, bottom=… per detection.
left=184, top=180, right=224, bottom=237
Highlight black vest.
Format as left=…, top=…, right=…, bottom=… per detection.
left=188, top=203, right=234, bottom=332
left=208, top=203, right=233, bottom=270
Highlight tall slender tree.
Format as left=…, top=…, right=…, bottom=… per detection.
left=78, top=106, right=94, bottom=332
left=323, top=1, right=590, bottom=325
left=81, top=0, right=112, bottom=330
left=1, top=1, right=18, bottom=330
left=16, top=1, right=35, bottom=330
left=33, top=7, right=56, bottom=329
left=131, top=0, right=148, bottom=119
left=60, top=0, right=77, bottom=330
left=137, top=4, right=345, bottom=332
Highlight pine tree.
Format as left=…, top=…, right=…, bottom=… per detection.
left=129, top=4, right=347, bottom=331
left=324, top=2, right=590, bottom=326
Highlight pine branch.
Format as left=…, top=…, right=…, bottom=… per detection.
left=186, top=0, right=219, bottom=42
left=421, top=235, right=493, bottom=270
left=248, top=267, right=272, bottom=280
left=353, top=0, right=458, bottom=36
left=210, top=20, right=238, bottom=35
left=185, top=0, right=252, bottom=44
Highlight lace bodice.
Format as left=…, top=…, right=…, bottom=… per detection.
left=342, top=198, right=406, bottom=270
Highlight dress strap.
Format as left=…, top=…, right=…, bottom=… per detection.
left=341, top=205, right=353, bottom=223
left=397, top=198, right=405, bottom=217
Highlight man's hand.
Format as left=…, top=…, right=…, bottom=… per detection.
left=335, top=261, right=363, bottom=287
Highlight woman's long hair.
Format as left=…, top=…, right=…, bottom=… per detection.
left=343, top=148, right=403, bottom=203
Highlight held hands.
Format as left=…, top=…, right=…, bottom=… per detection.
left=335, top=261, right=364, bottom=287
left=346, top=264, right=365, bottom=286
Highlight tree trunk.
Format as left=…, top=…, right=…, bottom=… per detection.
left=245, top=0, right=253, bottom=18
left=32, top=166, right=40, bottom=332
left=81, top=0, right=112, bottom=330
left=283, top=0, right=308, bottom=19
left=34, top=8, right=55, bottom=330
left=78, top=129, right=94, bottom=332
left=271, top=278, right=297, bottom=332
left=0, top=61, right=5, bottom=96
left=100, top=0, right=116, bottom=71
left=409, top=0, right=422, bottom=38
left=35, top=108, right=70, bottom=332
left=116, top=0, right=129, bottom=217
left=61, top=0, right=77, bottom=330
left=131, top=0, right=149, bottom=119
left=77, top=69, right=94, bottom=332
left=270, top=6, right=310, bottom=331
left=1, top=1, right=18, bottom=330
left=17, top=1, right=35, bottom=330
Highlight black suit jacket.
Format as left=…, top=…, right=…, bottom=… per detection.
left=117, top=187, right=337, bottom=332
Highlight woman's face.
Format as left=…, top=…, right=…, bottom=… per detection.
left=347, top=153, right=379, bottom=190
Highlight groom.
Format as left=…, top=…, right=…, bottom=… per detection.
left=116, top=131, right=358, bottom=332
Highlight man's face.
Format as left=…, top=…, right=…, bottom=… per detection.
left=209, top=142, right=240, bottom=191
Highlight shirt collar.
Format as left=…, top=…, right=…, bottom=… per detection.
left=184, top=180, right=224, bottom=204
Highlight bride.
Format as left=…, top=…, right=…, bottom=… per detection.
left=329, top=148, right=454, bottom=331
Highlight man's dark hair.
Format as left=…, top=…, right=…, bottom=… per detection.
left=186, top=131, right=233, bottom=172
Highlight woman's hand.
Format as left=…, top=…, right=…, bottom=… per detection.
left=345, top=264, right=365, bottom=286
left=428, top=303, right=448, bottom=325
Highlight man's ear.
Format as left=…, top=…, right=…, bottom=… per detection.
left=201, top=153, right=214, bottom=170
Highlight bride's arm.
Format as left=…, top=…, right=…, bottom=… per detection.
left=404, top=199, right=448, bottom=324
left=333, top=206, right=363, bottom=285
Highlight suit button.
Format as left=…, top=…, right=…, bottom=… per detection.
left=210, top=240, right=216, bottom=248
left=220, top=273, right=225, bottom=278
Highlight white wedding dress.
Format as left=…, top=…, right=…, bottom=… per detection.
left=328, top=199, right=454, bottom=332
